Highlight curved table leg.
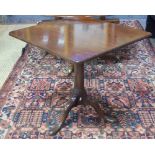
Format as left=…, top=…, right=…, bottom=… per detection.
left=49, top=93, right=117, bottom=136
left=49, top=92, right=79, bottom=136
left=84, top=97, right=117, bottom=124
left=82, top=98, right=104, bottom=123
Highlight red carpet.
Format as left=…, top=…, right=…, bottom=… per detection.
left=0, top=20, right=155, bottom=139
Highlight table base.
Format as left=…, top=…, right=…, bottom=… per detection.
left=49, top=63, right=118, bottom=136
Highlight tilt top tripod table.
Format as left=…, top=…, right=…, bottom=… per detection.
left=10, top=20, right=151, bottom=135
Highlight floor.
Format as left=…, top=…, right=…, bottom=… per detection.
left=0, top=16, right=155, bottom=89
left=0, top=24, right=34, bottom=88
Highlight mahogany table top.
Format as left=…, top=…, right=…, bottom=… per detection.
left=9, top=20, right=151, bottom=63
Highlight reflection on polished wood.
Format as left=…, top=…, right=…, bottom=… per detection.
left=9, top=20, right=151, bottom=63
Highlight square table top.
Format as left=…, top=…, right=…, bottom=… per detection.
left=9, top=20, right=151, bottom=64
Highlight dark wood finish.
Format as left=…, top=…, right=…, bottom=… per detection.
left=9, top=20, right=151, bottom=64
left=41, top=16, right=103, bottom=25
left=9, top=20, right=151, bottom=135
left=54, top=15, right=119, bottom=24
left=50, top=62, right=117, bottom=136
left=74, top=63, right=84, bottom=90
left=103, top=18, right=120, bottom=24
left=54, top=15, right=94, bottom=21
left=52, top=16, right=119, bottom=74
left=51, top=16, right=119, bottom=75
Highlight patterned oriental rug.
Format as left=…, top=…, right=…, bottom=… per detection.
left=0, top=20, right=155, bottom=139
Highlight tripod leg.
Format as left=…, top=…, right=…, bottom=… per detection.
left=84, top=97, right=117, bottom=124
left=49, top=94, right=79, bottom=136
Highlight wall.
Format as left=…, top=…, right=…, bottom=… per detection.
left=0, top=15, right=147, bottom=24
